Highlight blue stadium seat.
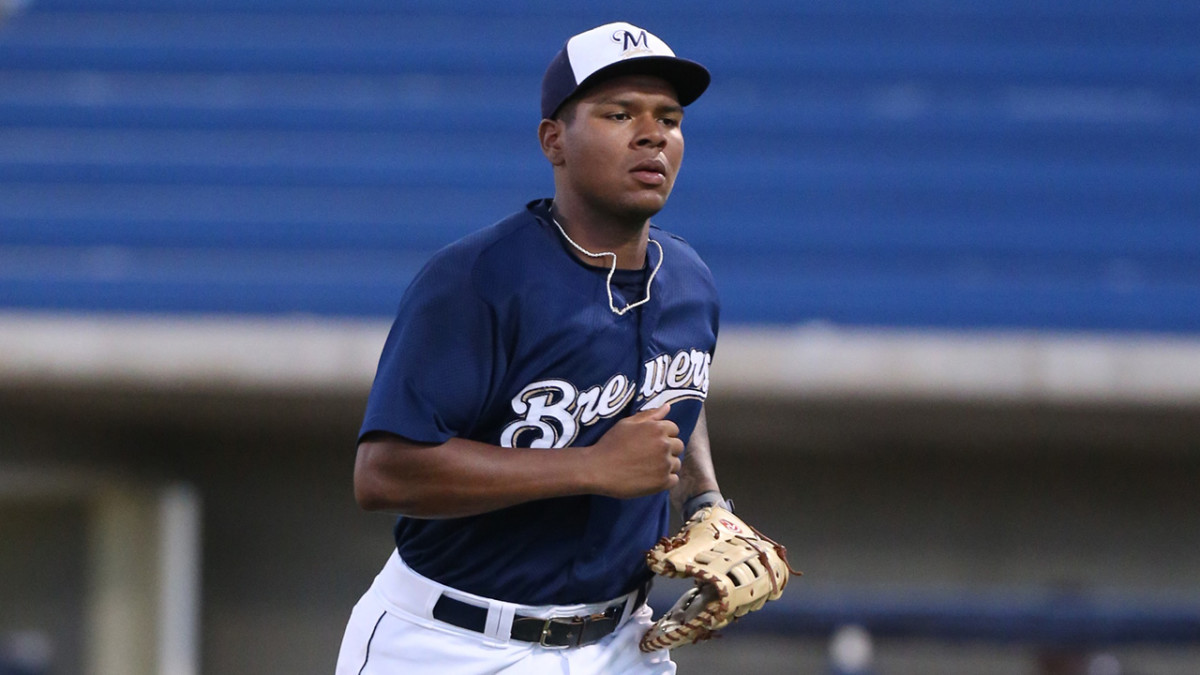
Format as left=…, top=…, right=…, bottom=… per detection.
left=1, top=0, right=1198, bottom=329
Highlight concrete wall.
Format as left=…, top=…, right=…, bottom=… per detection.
left=3, top=382, right=1199, bottom=675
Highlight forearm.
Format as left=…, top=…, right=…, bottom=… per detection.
left=670, top=405, right=721, bottom=517
left=355, top=435, right=593, bottom=519
left=356, top=404, right=684, bottom=519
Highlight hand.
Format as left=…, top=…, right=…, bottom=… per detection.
left=584, top=403, right=684, bottom=499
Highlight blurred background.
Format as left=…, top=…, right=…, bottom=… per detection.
left=1, top=1, right=1198, bottom=674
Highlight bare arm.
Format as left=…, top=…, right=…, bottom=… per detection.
left=669, top=404, right=722, bottom=517
left=355, top=403, right=685, bottom=519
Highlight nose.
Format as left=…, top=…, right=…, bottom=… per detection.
left=633, top=114, right=667, bottom=148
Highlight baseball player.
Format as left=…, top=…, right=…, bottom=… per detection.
left=337, top=22, right=731, bottom=674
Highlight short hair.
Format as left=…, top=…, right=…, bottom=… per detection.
left=552, top=97, right=579, bottom=125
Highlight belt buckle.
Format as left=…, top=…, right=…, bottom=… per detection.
left=537, top=611, right=610, bottom=649
left=537, top=617, right=575, bottom=649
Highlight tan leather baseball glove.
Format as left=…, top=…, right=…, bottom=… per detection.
left=639, top=505, right=799, bottom=652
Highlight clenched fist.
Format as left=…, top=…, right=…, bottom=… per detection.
left=583, top=403, right=684, bottom=499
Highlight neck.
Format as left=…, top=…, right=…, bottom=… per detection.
left=549, top=199, right=650, bottom=270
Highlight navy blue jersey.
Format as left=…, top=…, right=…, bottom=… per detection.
left=359, top=199, right=720, bottom=605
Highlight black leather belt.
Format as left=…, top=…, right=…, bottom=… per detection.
left=431, top=583, right=649, bottom=648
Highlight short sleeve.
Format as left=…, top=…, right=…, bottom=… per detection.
left=359, top=253, right=497, bottom=444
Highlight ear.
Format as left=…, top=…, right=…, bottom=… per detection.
left=538, top=118, right=567, bottom=166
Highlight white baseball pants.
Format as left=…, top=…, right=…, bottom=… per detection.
left=336, top=551, right=676, bottom=675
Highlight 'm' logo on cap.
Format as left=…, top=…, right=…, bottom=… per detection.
left=612, top=29, right=652, bottom=56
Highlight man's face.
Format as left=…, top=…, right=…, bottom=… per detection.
left=554, top=74, right=685, bottom=223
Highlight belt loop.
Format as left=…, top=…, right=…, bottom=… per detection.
left=619, top=579, right=649, bottom=625
left=619, top=590, right=636, bottom=625
left=483, top=602, right=515, bottom=646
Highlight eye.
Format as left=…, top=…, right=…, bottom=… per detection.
left=608, top=112, right=632, bottom=121
left=660, top=117, right=681, bottom=128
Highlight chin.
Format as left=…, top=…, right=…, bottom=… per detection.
left=626, top=191, right=672, bottom=219
left=587, top=188, right=672, bottom=225
left=616, top=203, right=666, bottom=225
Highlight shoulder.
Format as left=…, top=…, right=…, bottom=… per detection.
left=411, top=203, right=554, bottom=301
left=651, top=226, right=717, bottom=289
left=425, top=207, right=541, bottom=269
left=652, top=225, right=709, bottom=267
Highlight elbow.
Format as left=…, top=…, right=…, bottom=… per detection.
left=353, top=471, right=389, bottom=512
left=353, top=438, right=426, bottom=514
left=354, top=441, right=401, bottom=512
left=353, top=463, right=386, bottom=511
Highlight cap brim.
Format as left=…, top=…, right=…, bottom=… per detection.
left=574, top=55, right=711, bottom=108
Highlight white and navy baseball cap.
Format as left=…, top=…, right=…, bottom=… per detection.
left=541, top=22, right=711, bottom=120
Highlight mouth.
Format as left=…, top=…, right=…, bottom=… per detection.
left=630, top=158, right=669, bottom=187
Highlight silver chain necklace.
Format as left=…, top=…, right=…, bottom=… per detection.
left=551, top=215, right=664, bottom=316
